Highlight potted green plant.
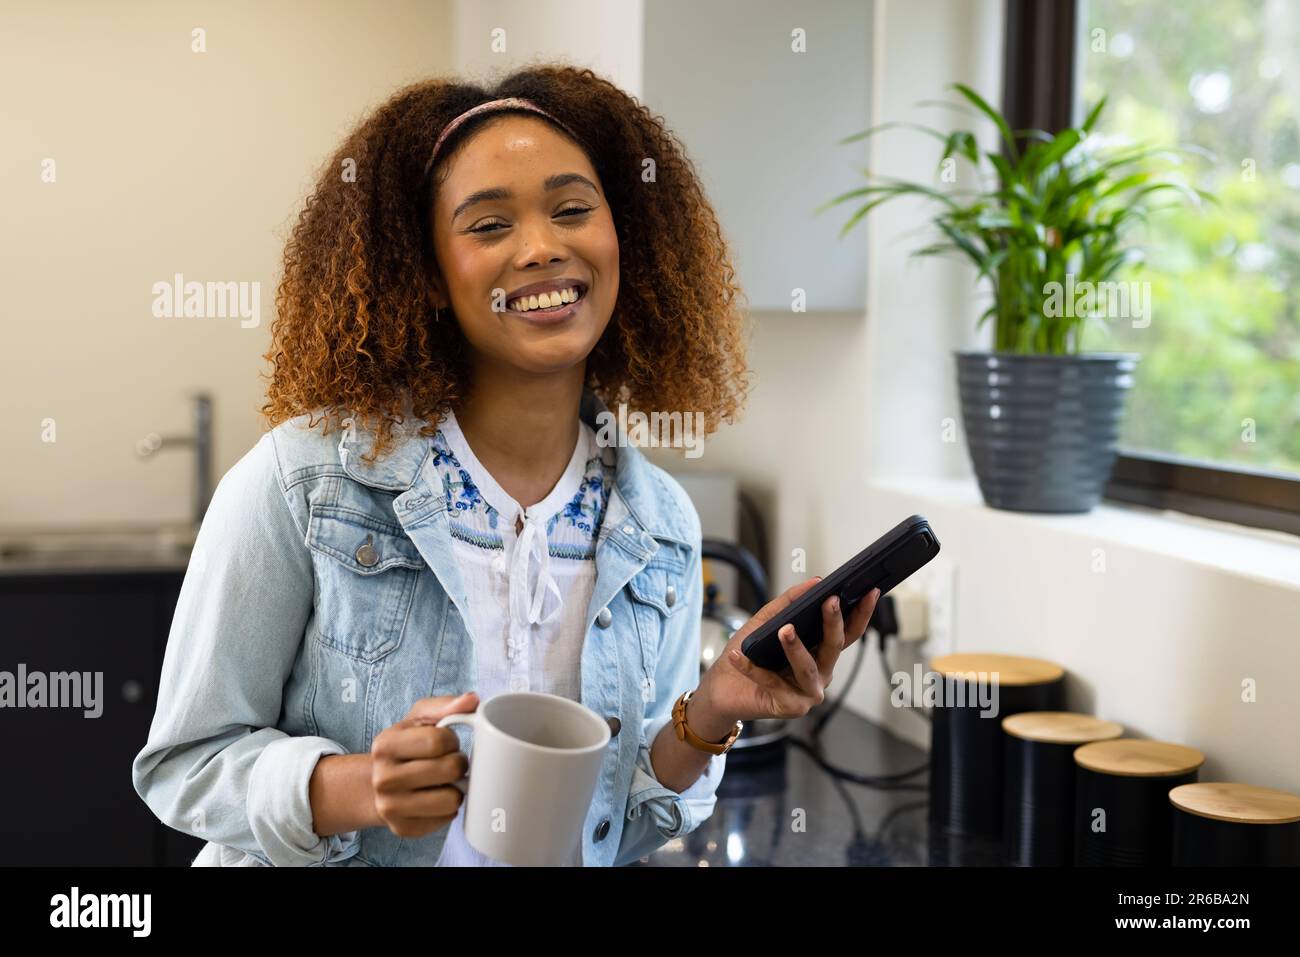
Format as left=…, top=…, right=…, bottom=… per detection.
left=822, top=85, right=1212, bottom=513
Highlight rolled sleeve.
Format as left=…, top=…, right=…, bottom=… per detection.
left=247, top=736, right=359, bottom=866
left=131, top=430, right=360, bottom=867
left=626, top=712, right=727, bottom=838
left=614, top=488, right=727, bottom=866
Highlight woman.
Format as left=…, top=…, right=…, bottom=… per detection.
left=132, top=64, right=880, bottom=866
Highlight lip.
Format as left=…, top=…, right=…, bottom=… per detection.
left=508, top=288, right=586, bottom=325
left=505, top=277, right=588, bottom=304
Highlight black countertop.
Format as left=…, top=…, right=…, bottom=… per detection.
left=632, top=705, right=1004, bottom=867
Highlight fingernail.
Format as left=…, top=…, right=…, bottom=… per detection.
left=831, top=596, right=840, bottom=612
left=729, top=649, right=742, bottom=662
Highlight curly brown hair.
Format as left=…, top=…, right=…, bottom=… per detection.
left=259, top=63, right=752, bottom=466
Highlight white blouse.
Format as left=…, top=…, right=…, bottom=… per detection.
left=432, top=409, right=616, bottom=866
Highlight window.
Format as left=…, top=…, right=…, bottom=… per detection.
left=1004, top=0, right=1300, bottom=534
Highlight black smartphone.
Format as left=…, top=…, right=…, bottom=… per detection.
left=740, top=514, right=941, bottom=672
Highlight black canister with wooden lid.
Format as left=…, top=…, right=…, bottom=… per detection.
left=1002, top=712, right=1124, bottom=866
left=928, top=654, right=1066, bottom=843
left=1073, top=739, right=1204, bottom=865
left=1171, top=783, right=1300, bottom=866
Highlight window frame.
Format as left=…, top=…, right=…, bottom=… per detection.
left=1001, top=0, right=1300, bottom=536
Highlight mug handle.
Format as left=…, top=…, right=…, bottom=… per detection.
left=434, top=711, right=476, bottom=795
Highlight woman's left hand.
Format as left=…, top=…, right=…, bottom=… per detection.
left=688, top=577, right=882, bottom=732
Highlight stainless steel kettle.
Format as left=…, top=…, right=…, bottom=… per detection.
left=699, top=539, right=789, bottom=749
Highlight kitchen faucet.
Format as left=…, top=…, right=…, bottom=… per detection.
left=138, top=394, right=214, bottom=530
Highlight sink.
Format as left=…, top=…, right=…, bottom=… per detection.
left=0, top=526, right=196, bottom=574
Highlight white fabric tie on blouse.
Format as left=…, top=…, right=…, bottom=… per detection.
left=507, top=506, right=564, bottom=653
left=440, top=413, right=586, bottom=651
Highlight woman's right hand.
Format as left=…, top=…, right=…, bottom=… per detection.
left=370, top=692, right=479, bottom=838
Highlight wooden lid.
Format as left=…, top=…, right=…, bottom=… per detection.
left=1074, top=739, right=1205, bottom=777
left=1169, top=783, right=1300, bottom=825
left=929, top=653, right=1064, bottom=686
left=1002, top=711, right=1124, bottom=745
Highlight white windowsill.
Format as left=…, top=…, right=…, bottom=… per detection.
left=867, top=474, right=1300, bottom=593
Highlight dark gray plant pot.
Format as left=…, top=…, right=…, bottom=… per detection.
left=955, top=350, right=1140, bottom=514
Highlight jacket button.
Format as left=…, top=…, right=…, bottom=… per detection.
left=594, top=819, right=611, bottom=841
left=665, top=584, right=677, bottom=607
left=596, top=607, right=612, bottom=628
left=607, top=716, right=621, bottom=737
left=355, top=534, right=379, bottom=567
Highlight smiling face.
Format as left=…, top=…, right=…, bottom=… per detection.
left=428, top=114, right=620, bottom=378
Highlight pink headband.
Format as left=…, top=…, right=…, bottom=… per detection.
left=422, top=96, right=579, bottom=180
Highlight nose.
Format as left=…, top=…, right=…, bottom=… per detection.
left=513, top=213, right=569, bottom=269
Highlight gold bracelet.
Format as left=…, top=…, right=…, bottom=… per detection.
left=672, top=689, right=743, bottom=755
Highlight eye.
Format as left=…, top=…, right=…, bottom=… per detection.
left=468, top=205, right=593, bottom=236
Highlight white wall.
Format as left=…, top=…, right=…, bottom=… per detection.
left=642, top=0, right=872, bottom=311
left=655, top=0, right=1004, bottom=598
left=852, top=479, right=1300, bottom=793
left=658, top=0, right=1004, bottom=580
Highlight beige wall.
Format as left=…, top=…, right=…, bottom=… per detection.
left=2, top=0, right=453, bottom=528
left=1, top=0, right=650, bottom=531
left=450, top=0, right=643, bottom=97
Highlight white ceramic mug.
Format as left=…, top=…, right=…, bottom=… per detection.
left=435, top=691, right=612, bottom=866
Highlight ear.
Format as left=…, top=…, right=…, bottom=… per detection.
left=424, top=272, right=449, bottom=311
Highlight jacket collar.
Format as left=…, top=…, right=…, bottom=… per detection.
left=336, top=389, right=690, bottom=545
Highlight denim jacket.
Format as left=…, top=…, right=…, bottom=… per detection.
left=131, top=389, right=725, bottom=866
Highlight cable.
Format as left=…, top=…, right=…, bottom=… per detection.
left=810, top=615, right=868, bottom=737
left=788, top=593, right=931, bottom=790
left=788, top=736, right=929, bottom=790
left=809, top=584, right=898, bottom=737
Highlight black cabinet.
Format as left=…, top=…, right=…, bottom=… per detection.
left=0, top=571, right=203, bottom=865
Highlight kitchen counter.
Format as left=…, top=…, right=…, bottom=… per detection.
left=0, top=526, right=194, bottom=577
left=632, top=705, right=1004, bottom=867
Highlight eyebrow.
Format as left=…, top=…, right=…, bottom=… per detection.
left=451, top=172, right=599, bottom=224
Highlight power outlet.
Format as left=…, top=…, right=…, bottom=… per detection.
left=888, top=583, right=930, bottom=642
left=914, top=556, right=957, bottom=660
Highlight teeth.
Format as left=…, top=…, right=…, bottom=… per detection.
left=509, top=286, right=582, bottom=312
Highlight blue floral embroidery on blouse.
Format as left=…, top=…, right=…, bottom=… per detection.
left=431, top=429, right=612, bottom=557
left=431, top=432, right=500, bottom=530
left=430, top=442, right=456, bottom=469
left=550, top=470, right=607, bottom=536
